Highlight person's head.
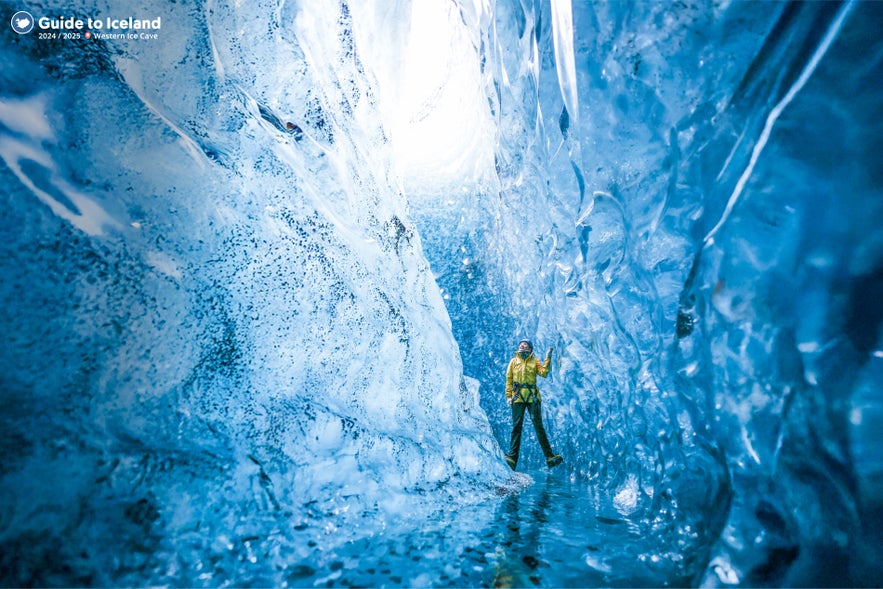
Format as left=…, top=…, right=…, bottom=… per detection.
left=517, top=340, right=533, bottom=359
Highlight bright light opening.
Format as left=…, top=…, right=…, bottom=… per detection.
left=371, top=1, right=495, bottom=194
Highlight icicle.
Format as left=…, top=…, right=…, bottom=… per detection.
left=549, top=0, right=579, bottom=133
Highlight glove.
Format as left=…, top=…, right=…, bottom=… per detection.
left=507, top=396, right=513, bottom=407
left=546, top=347, right=553, bottom=360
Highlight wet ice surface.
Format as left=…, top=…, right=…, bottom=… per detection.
left=291, top=471, right=691, bottom=588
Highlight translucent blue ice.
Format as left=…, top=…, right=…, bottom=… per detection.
left=1, top=0, right=881, bottom=586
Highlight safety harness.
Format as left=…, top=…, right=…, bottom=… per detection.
left=513, top=381, right=538, bottom=403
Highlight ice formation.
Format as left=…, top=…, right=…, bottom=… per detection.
left=1, top=0, right=880, bottom=586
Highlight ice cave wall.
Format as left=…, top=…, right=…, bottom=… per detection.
left=1, top=0, right=513, bottom=584
left=406, top=0, right=882, bottom=585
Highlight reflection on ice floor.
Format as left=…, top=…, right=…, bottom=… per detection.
left=294, top=471, right=693, bottom=588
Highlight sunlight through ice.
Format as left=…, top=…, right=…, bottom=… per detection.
left=370, top=0, right=494, bottom=193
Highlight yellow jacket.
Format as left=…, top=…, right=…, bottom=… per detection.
left=506, top=353, right=550, bottom=403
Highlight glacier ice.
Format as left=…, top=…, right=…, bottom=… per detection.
left=1, top=0, right=881, bottom=586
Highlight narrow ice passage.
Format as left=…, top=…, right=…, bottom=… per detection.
left=1, top=0, right=881, bottom=587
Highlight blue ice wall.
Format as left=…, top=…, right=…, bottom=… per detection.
left=412, top=0, right=882, bottom=585
left=0, top=1, right=514, bottom=584
left=1, top=0, right=881, bottom=586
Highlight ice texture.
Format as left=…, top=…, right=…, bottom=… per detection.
left=1, top=0, right=881, bottom=586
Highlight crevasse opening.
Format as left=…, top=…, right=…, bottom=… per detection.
left=1, top=0, right=881, bottom=587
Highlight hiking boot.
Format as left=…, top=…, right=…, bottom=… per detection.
left=504, top=455, right=517, bottom=471
left=546, top=454, right=563, bottom=468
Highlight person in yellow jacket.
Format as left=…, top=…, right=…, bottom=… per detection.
left=504, top=339, right=563, bottom=470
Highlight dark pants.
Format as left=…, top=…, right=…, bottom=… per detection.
left=506, top=401, right=555, bottom=465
